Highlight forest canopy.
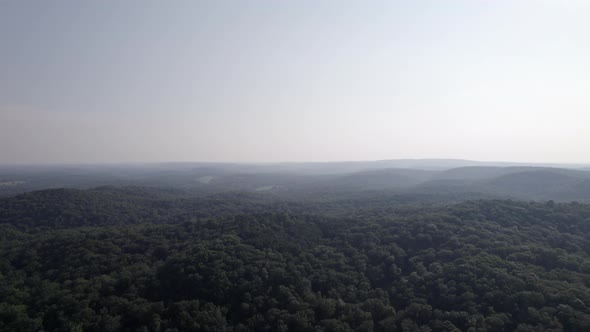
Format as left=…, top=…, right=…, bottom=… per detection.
left=2, top=187, right=590, bottom=331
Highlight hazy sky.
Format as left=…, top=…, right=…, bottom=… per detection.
left=1, top=0, right=589, bottom=164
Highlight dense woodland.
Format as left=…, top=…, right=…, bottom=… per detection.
left=2, top=186, right=590, bottom=331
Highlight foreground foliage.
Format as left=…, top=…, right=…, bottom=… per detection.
left=2, top=188, right=590, bottom=331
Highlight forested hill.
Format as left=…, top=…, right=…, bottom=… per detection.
left=3, top=163, right=590, bottom=202
left=0, top=187, right=493, bottom=231
left=2, top=187, right=590, bottom=331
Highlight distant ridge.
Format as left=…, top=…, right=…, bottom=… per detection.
left=2, top=158, right=590, bottom=170
left=2, top=160, right=590, bottom=201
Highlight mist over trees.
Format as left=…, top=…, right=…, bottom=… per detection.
left=2, top=161, right=590, bottom=201
left=4, top=0, right=590, bottom=330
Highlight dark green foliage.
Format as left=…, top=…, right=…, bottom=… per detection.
left=2, top=187, right=590, bottom=331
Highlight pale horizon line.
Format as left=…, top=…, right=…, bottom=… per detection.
left=1, top=158, right=590, bottom=168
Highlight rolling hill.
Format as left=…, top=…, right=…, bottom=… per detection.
left=2, top=162, right=590, bottom=201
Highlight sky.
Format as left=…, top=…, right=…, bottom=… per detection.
left=1, top=0, right=589, bottom=164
